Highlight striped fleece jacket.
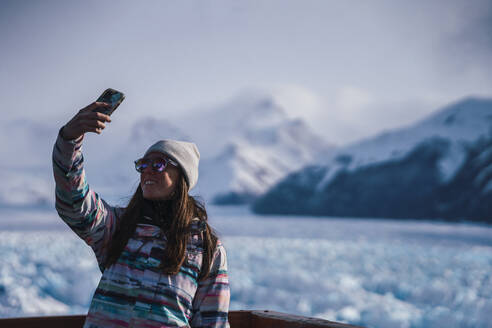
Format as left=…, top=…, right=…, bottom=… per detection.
left=52, top=132, right=230, bottom=328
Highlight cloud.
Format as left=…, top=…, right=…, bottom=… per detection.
left=268, top=84, right=324, bottom=121
left=1, top=0, right=491, bottom=146
left=307, top=85, right=441, bottom=146
left=430, top=0, right=492, bottom=94
left=334, top=86, right=374, bottom=121
left=445, top=0, right=492, bottom=68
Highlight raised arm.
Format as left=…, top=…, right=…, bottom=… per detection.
left=191, top=241, right=231, bottom=328
left=52, top=102, right=121, bottom=271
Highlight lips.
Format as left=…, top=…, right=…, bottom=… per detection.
left=144, top=180, right=157, bottom=185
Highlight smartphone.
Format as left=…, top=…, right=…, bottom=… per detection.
left=94, top=88, right=125, bottom=115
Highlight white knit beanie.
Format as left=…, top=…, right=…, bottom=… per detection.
left=144, top=140, right=200, bottom=191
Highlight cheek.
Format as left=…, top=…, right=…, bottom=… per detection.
left=167, top=169, right=181, bottom=189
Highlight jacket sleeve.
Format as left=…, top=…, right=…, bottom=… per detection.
left=190, top=241, right=231, bottom=328
left=52, top=130, right=121, bottom=271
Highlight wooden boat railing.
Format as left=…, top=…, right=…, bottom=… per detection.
left=0, top=310, right=363, bottom=327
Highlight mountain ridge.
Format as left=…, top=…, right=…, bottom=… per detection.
left=253, top=97, right=492, bottom=222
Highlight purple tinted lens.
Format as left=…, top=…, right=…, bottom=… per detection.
left=135, top=159, right=149, bottom=172
left=152, top=161, right=166, bottom=172
left=135, top=158, right=170, bottom=173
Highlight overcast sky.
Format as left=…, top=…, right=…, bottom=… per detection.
left=1, top=0, right=491, bottom=145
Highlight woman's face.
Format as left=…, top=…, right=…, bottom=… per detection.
left=140, top=152, right=181, bottom=200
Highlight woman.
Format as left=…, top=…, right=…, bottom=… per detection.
left=52, top=101, right=230, bottom=327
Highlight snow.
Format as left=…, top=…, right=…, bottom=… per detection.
left=1, top=207, right=491, bottom=328
left=317, top=98, right=492, bottom=187
left=198, top=140, right=301, bottom=200
left=192, top=91, right=331, bottom=201
left=436, top=142, right=467, bottom=183
left=0, top=227, right=99, bottom=317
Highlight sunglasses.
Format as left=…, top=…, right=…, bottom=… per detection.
left=134, top=157, right=178, bottom=173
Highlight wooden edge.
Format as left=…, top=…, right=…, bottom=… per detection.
left=0, top=315, right=85, bottom=328
left=229, top=310, right=253, bottom=328
left=0, top=311, right=363, bottom=328
left=250, top=310, right=364, bottom=328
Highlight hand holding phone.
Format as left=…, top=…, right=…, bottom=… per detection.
left=60, top=88, right=124, bottom=140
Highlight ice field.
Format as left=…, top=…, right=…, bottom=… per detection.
left=0, top=206, right=491, bottom=328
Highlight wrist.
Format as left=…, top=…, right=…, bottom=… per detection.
left=59, top=126, right=83, bottom=142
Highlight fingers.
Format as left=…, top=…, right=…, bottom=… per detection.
left=67, top=115, right=108, bottom=136
left=78, top=118, right=106, bottom=131
left=93, top=111, right=112, bottom=123
left=88, top=127, right=103, bottom=134
left=65, top=101, right=113, bottom=137
left=83, top=119, right=106, bottom=129
left=70, top=121, right=105, bottom=135
left=77, top=109, right=111, bottom=122
left=80, top=101, right=112, bottom=115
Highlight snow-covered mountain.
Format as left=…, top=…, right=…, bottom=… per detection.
left=0, top=90, right=332, bottom=207
left=253, top=97, right=492, bottom=222
left=171, top=90, right=330, bottom=156
left=176, top=91, right=332, bottom=203
left=317, top=97, right=492, bottom=185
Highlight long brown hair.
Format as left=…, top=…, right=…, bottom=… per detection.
left=105, top=175, right=218, bottom=281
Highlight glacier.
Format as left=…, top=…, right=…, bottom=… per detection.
left=0, top=206, right=491, bottom=328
